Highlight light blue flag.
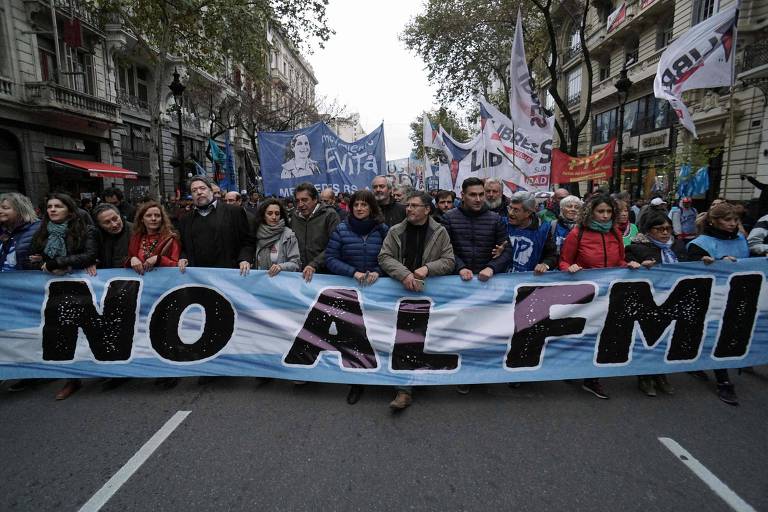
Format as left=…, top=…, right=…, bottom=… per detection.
left=208, top=139, right=226, bottom=164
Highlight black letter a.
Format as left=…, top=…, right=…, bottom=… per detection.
left=284, top=288, right=377, bottom=369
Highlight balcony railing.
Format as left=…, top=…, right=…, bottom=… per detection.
left=0, top=76, right=13, bottom=96
left=744, top=42, right=768, bottom=71
left=567, top=94, right=581, bottom=108
left=25, top=82, right=119, bottom=122
left=564, top=45, right=582, bottom=63
left=116, top=91, right=149, bottom=112
left=52, top=0, right=100, bottom=28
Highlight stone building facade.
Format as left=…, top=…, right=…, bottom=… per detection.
left=0, top=1, right=317, bottom=205
left=540, top=0, right=767, bottom=203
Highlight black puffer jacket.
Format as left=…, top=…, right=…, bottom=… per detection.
left=441, top=205, right=512, bottom=274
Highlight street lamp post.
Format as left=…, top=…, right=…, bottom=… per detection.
left=168, top=68, right=186, bottom=195
left=613, top=64, right=633, bottom=193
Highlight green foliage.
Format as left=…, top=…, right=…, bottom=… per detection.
left=401, top=0, right=546, bottom=109
left=409, top=108, right=470, bottom=159
left=93, top=0, right=331, bottom=77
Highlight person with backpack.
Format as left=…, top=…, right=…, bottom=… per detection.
left=559, top=194, right=640, bottom=399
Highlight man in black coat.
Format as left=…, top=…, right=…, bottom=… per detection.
left=178, top=176, right=254, bottom=274
left=372, top=175, right=406, bottom=227
left=442, top=177, right=512, bottom=282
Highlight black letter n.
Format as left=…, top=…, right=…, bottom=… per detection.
left=42, top=280, right=141, bottom=361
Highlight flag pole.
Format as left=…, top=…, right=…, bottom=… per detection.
left=722, top=7, right=740, bottom=199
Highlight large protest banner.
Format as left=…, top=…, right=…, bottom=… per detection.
left=258, top=122, right=385, bottom=196
left=551, top=140, right=616, bottom=183
left=0, top=260, right=765, bottom=384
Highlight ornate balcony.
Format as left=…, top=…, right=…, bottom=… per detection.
left=116, top=91, right=149, bottom=112
left=0, top=77, right=13, bottom=97
left=24, top=82, right=120, bottom=123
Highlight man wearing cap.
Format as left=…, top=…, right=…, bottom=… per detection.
left=537, top=188, right=570, bottom=224
left=637, top=196, right=669, bottom=228
left=670, top=197, right=698, bottom=241
left=503, top=191, right=556, bottom=273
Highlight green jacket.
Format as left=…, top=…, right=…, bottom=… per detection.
left=378, top=217, right=455, bottom=282
left=288, top=203, right=340, bottom=271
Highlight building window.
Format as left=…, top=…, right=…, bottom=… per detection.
left=0, top=9, right=11, bottom=77
left=625, top=35, right=640, bottom=66
left=599, top=58, right=611, bottom=81
left=656, top=16, right=674, bottom=50
left=593, top=108, right=617, bottom=145
left=118, top=64, right=149, bottom=104
left=565, top=25, right=581, bottom=61
left=692, top=0, right=715, bottom=25
left=566, top=67, right=581, bottom=107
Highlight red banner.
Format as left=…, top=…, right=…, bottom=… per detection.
left=551, top=139, right=615, bottom=184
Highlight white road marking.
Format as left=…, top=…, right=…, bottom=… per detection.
left=79, top=410, right=191, bottom=512
left=658, top=437, right=757, bottom=512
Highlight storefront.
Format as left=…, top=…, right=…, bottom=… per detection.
left=45, top=156, right=138, bottom=202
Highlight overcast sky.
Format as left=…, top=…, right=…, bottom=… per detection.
left=307, top=0, right=437, bottom=160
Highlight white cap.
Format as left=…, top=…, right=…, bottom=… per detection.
left=650, top=197, right=667, bottom=206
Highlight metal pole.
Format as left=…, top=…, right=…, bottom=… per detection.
left=177, top=101, right=184, bottom=192
left=616, top=103, right=625, bottom=192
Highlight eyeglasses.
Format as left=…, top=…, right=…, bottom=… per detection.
left=650, top=226, right=672, bottom=232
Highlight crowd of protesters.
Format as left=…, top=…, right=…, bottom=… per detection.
left=1, top=172, right=767, bottom=408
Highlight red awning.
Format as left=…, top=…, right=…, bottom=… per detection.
left=45, top=157, right=138, bottom=180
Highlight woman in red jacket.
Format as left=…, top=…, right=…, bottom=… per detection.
left=558, top=194, right=640, bottom=400
left=126, top=201, right=181, bottom=275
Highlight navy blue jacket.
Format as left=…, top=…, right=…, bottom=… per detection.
left=0, top=220, right=40, bottom=271
left=325, top=221, right=389, bottom=277
left=442, top=205, right=512, bottom=274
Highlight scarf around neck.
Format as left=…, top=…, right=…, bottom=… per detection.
left=44, top=221, right=69, bottom=259
left=588, top=219, right=613, bottom=233
left=348, top=215, right=378, bottom=236
left=256, top=220, right=285, bottom=268
left=648, top=236, right=678, bottom=264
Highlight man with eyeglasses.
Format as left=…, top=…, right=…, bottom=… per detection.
left=379, top=191, right=455, bottom=410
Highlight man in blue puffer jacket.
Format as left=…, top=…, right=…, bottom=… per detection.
left=441, top=177, right=512, bottom=282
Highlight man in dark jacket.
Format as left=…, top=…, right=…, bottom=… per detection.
left=484, top=177, right=510, bottom=217
left=442, top=177, right=512, bottom=282
left=372, top=175, right=406, bottom=227
left=289, top=182, right=340, bottom=282
left=92, top=203, right=132, bottom=269
left=178, top=176, right=254, bottom=274
left=103, top=187, right=136, bottom=223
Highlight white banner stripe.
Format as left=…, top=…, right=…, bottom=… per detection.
left=79, top=411, right=191, bottom=512
left=658, top=437, right=757, bottom=512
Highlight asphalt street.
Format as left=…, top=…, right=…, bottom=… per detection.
left=1, top=369, right=766, bottom=512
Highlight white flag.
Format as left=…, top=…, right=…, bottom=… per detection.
left=653, top=6, right=738, bottom=138
left=480, top=96, right=552, bottom=190
left=422, top=114, right=444, bottom=150
left=508, top=8, right=553, bottom=135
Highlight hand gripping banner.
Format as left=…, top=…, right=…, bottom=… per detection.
left=0, top=260, right=766, bottom=384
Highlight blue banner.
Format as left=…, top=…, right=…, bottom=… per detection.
left=0, top=260, right=766, bottom=383
left=258, top=122, right=386, bottom=197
